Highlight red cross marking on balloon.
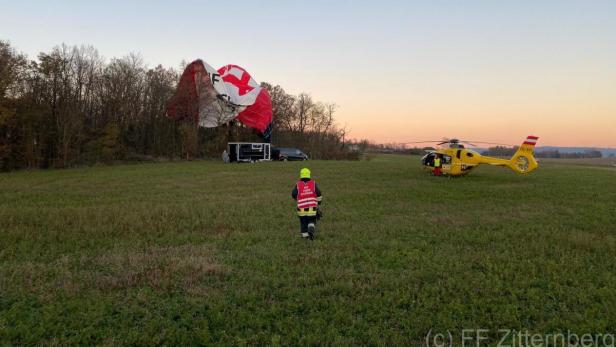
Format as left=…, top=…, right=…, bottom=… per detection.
left=222, top=69, right=254, bottom=96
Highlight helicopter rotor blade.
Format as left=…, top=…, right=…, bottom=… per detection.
left=465, top=141, right=516, bottom=147
left=400, top=140, right=443, bottom=144
left=400, top=138, right=515, bottom=147
left=461, top=141, right=478, bottom=147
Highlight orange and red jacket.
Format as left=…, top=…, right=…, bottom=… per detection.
left=292, top=179, right=322, bottom=216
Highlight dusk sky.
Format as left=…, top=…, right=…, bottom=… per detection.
left=2, top=0, right=615, bottom=147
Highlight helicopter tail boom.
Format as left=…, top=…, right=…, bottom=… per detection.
left=479, top=136, right=539, bottom=174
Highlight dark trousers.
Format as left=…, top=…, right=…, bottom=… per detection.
left=299, top=216, right=317, bottom=233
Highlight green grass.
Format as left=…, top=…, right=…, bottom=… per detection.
left=1, top=155, right=615, bottom=346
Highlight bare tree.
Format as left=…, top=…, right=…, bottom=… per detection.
left=1, top=42, right=355, bottom=171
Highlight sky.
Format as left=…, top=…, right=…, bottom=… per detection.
left=1, top=0, right=615, bottom=147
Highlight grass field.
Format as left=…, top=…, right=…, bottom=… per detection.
left=1, top=155, right=615, bottom=346
left=539, top=157, right=616, bottom=167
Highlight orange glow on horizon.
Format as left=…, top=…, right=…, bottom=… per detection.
left=298, top=70, right=616, bottom=148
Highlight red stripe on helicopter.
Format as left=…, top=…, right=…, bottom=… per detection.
left=523, top=136, right=539, bottom=145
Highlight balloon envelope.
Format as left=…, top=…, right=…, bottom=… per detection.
left=166, top=60, right=272, bottom=135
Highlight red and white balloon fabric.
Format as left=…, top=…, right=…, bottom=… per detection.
left=166, top=60, right=272, bottom=136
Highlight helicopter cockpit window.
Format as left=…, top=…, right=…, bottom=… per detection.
left=442, top=155, right=452, bottom=164
left=456, top=150, right=462, bottom=159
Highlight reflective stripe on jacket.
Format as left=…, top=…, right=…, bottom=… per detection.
left=297, top=206, right=318, bottom=217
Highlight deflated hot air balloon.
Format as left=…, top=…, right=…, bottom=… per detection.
left=166, top=60, right=273, bottom=140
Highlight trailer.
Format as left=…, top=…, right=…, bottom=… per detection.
left=224, top=142, right=271, bottom=163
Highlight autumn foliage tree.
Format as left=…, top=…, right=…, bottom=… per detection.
left=0, top=41, right=353, bottom=171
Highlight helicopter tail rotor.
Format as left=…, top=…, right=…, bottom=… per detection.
left=508, top=136, right=539, bottom=174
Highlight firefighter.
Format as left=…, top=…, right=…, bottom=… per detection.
left=291, top=168, right=322, bottom=240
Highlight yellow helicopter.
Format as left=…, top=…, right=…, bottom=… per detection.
left=410, top=136, right=539, bottom=177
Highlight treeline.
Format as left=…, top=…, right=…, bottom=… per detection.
left=481, top=146, right=603, bottom=158
left=535, top=150, right=602, bottom=159
left=0, top=41, right=351, bottom=171
left=481, top=146, right=518, bottom=157
left=262, top=84, right=352, bottom=160
left=346, top=140, right=428, bottom=155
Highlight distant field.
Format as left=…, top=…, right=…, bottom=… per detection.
left=539, top=157, right=616, bottom=167
left=1, top=155, right=615, bottom=345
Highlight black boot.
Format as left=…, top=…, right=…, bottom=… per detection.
left=307, top=223, right=315, bottom=240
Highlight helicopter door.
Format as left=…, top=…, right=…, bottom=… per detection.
left=422, top=153, right=436, bottom=166
left=442, top=155, right=453, bottom=171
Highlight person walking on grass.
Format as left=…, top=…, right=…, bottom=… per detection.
left=291, top=168, right=322, bottom=240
